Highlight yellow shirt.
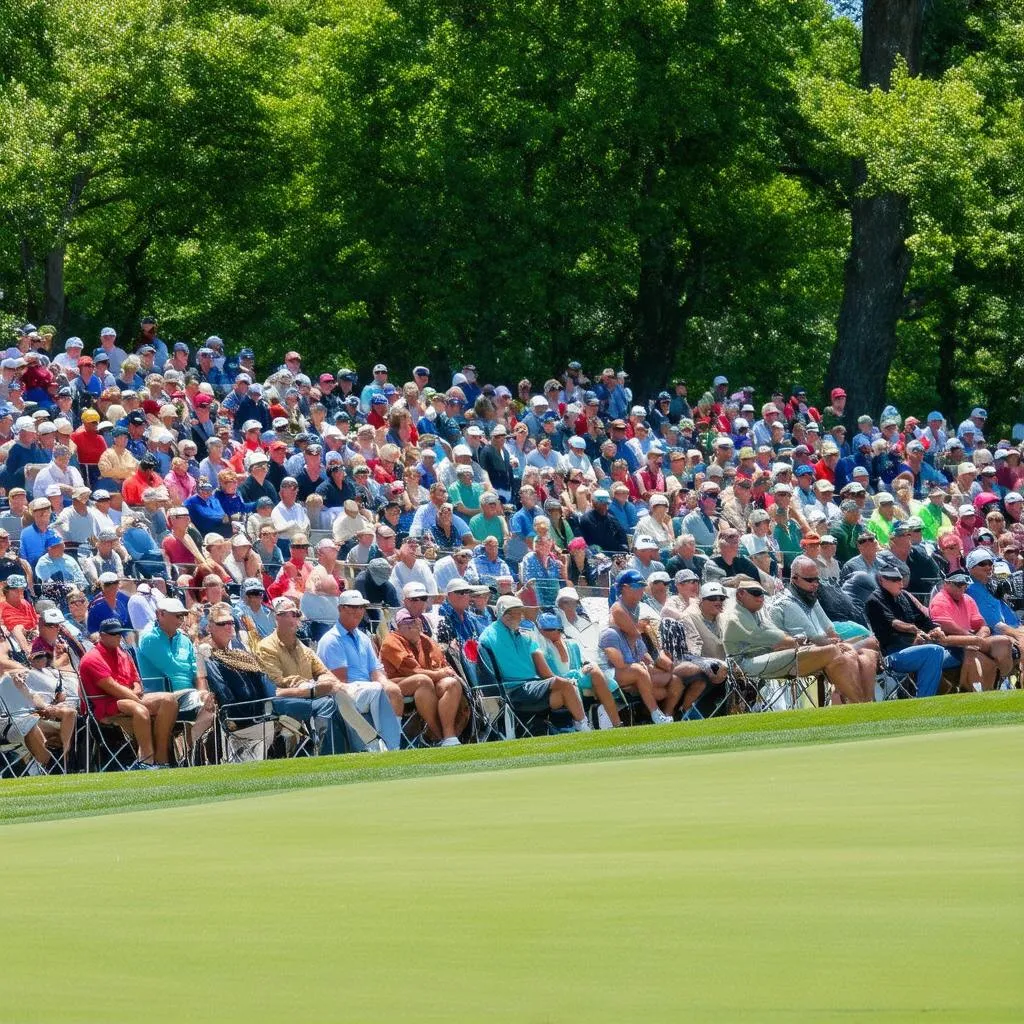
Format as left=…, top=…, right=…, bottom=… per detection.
left=257, top=631, right=328, bottom=689
left=98, top=446, right=139, bottom=481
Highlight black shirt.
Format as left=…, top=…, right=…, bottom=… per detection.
left=865, top=587, right=935, bottom=653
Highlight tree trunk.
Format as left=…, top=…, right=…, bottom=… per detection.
left=826, top=0, right=926, bottom=427
left=42, top=246, right=66, bottom=330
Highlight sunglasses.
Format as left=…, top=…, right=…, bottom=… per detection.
left=705, top=596, right=726, bottom=603
left=277, top=610, right=301, bottom=618
left=406, top=596, right=428, bottom=603
left=212, top=620, right=235, bottom=627
left=292, top=543, right=309, bottom=549
left=744, top=589, right=765, bottom=598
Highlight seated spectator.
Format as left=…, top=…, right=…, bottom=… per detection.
left=663, top=533, right=709, bottom=580
left=478, top=595, right=590, bottom=730
left=473, top=536, right=513, bottom=586
left=379, top=608, right=467, bottom=745
left=86, top=572, right=132, bottom=636
left=433, top=547, right=479, bottom=594
left=25, top=622, right=79, bottom=767
left=536, top=611, right=621, bottom=728
left=865, top=564, right=965, bottom=697
left=19, top=497, right=59, bottom=569
left=598, top=571, right=689, bottom=723
left=929, top=570, right=1011, bottom=687
left=519, top=535, right=566, bottom=608
left=35, top=533, right=88, bottom=591
left=203, top=602, right=349, bottom=755
left=136, top=596, right=217, bottom=742
left=554, top=586, right=601, bottom=664
left=625, top=537, right=666, bottom=581
left=223, top=534, right=261, bottom=585
left=389, top=537, right=438, bottom=599
left=469, top=492, right=509, bottom=547
left=314, top=591, right=405, bottom=750
left=565, top=536, right=599, bottom=587
left=2, top=574, right=38, bottom=654
left=80, top=529, right=124, bottom=591
left=966, top=548, right=1024, bottom=650
left=436, top=577, right=486, bottom=646
left=126, top=581, right=159, bottom=632
left=661, top=569, right=700, bottom=620
left=703, top=528, right=761, bottom=586
left=577, top=490, right=627, bottom=552
left=768, top=556, right=877, bottom=702
left=78, top=617, right=178, bottom=768
left=724, top=576, right=860, bottom=691
left=267, top=532, right=313, bottom=600
left=233, top=577, right=276, bottom=640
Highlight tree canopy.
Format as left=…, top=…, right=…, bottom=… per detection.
left=0, top=0, right=1021, bottom=429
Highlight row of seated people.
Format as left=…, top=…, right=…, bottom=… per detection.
left=3, top=537, right=1021, bottom=772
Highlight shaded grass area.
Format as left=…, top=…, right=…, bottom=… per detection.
left=4, top=690, right=1023, bottom=825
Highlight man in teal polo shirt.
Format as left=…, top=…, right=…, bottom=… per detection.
left=136, top=596, right=216, bottom=744
left=478, top=595, right=590, bottom=729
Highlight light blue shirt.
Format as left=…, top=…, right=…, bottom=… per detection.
left=137, top=623, right=198, bottom=692
left=317, top=623, right=382, bottom=681
left=34, top=553, right=87, bottom=588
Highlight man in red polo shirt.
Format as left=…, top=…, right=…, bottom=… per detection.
left=78, top=617, right=178, bottom=768
left=70, top=408, right=107, bottom=485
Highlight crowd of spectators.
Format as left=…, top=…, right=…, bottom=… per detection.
left=0, top=319, right=1021, bottom=773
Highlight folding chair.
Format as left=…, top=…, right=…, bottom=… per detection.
left=0, top=684, right=37, bottom=777
left=0, top=513, right=23, bottom=547
left=206, top=659, right=327, bottom=763
left=80, top=692, right=138, bottom=772
left=474, top=641, right=566, bottom=738
left=138, top=674, right=210, bottom=767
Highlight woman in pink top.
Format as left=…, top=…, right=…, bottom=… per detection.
left=928, top=572, right=1013, bottom=684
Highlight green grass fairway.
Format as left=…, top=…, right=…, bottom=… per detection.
left=4, top=724, right=1022, bottom=1022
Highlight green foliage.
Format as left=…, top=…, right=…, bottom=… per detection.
left=0, top=0, right=1020, bottom=428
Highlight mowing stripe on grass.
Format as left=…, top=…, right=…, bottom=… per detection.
left=3, top=690, right=1023, bottom=825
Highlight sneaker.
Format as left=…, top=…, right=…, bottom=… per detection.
left=596, top=706, right=614, bottom=730
left=573, top=717, right=592, bottom=732
left=128, top=760, right=158, bottom=770
left=650, top=709, right=674, bottom=725
left=439, top=737, right=461, bottom=747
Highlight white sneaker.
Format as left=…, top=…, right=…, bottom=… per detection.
left=439, top=736, right=461, bottom=747
left=596, top=706, right=614, bottom=730
left=651, top=709, right=674, bottom=725
left=573, top=717, right=592, bottom=732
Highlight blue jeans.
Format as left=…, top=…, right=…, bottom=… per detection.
left=886, top=644, right=958, bottom=698
left=271, top=696, right=348, bottom=754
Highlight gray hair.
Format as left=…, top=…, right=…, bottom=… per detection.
left=790, top=555, right=817, bottom=578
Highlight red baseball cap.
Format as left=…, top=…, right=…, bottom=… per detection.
left=193, top=393, right=212, bottom=407
left=319, top=373, right=335, bottom=384
left=831, top=387, right=846, bottom=400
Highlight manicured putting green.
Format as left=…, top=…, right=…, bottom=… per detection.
left=4, top=725, right=1022, bottom=1022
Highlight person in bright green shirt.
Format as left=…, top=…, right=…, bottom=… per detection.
left=867, top=493, right=898, bottom=545
left=917, top=486, right=954, bottom=542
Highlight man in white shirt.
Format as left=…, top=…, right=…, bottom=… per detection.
left=32, top=444, right=84, bottom=501
left=55, top=487, right=104, bottom=546
left=270, top=477, right=310, bottom=543
left=389, top=537, right=439, bottom=598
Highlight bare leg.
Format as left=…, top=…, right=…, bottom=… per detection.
left=436, top=677, right=463, bottom=740
left=615, top=664, right=658, bottom=714
left=119, top=699, right=154, bottom=762
left=399, top=674, right=441, bottom=738
left=145, top=693, right=178, bottom=765
left=587, top=667, right=622, bottom=727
